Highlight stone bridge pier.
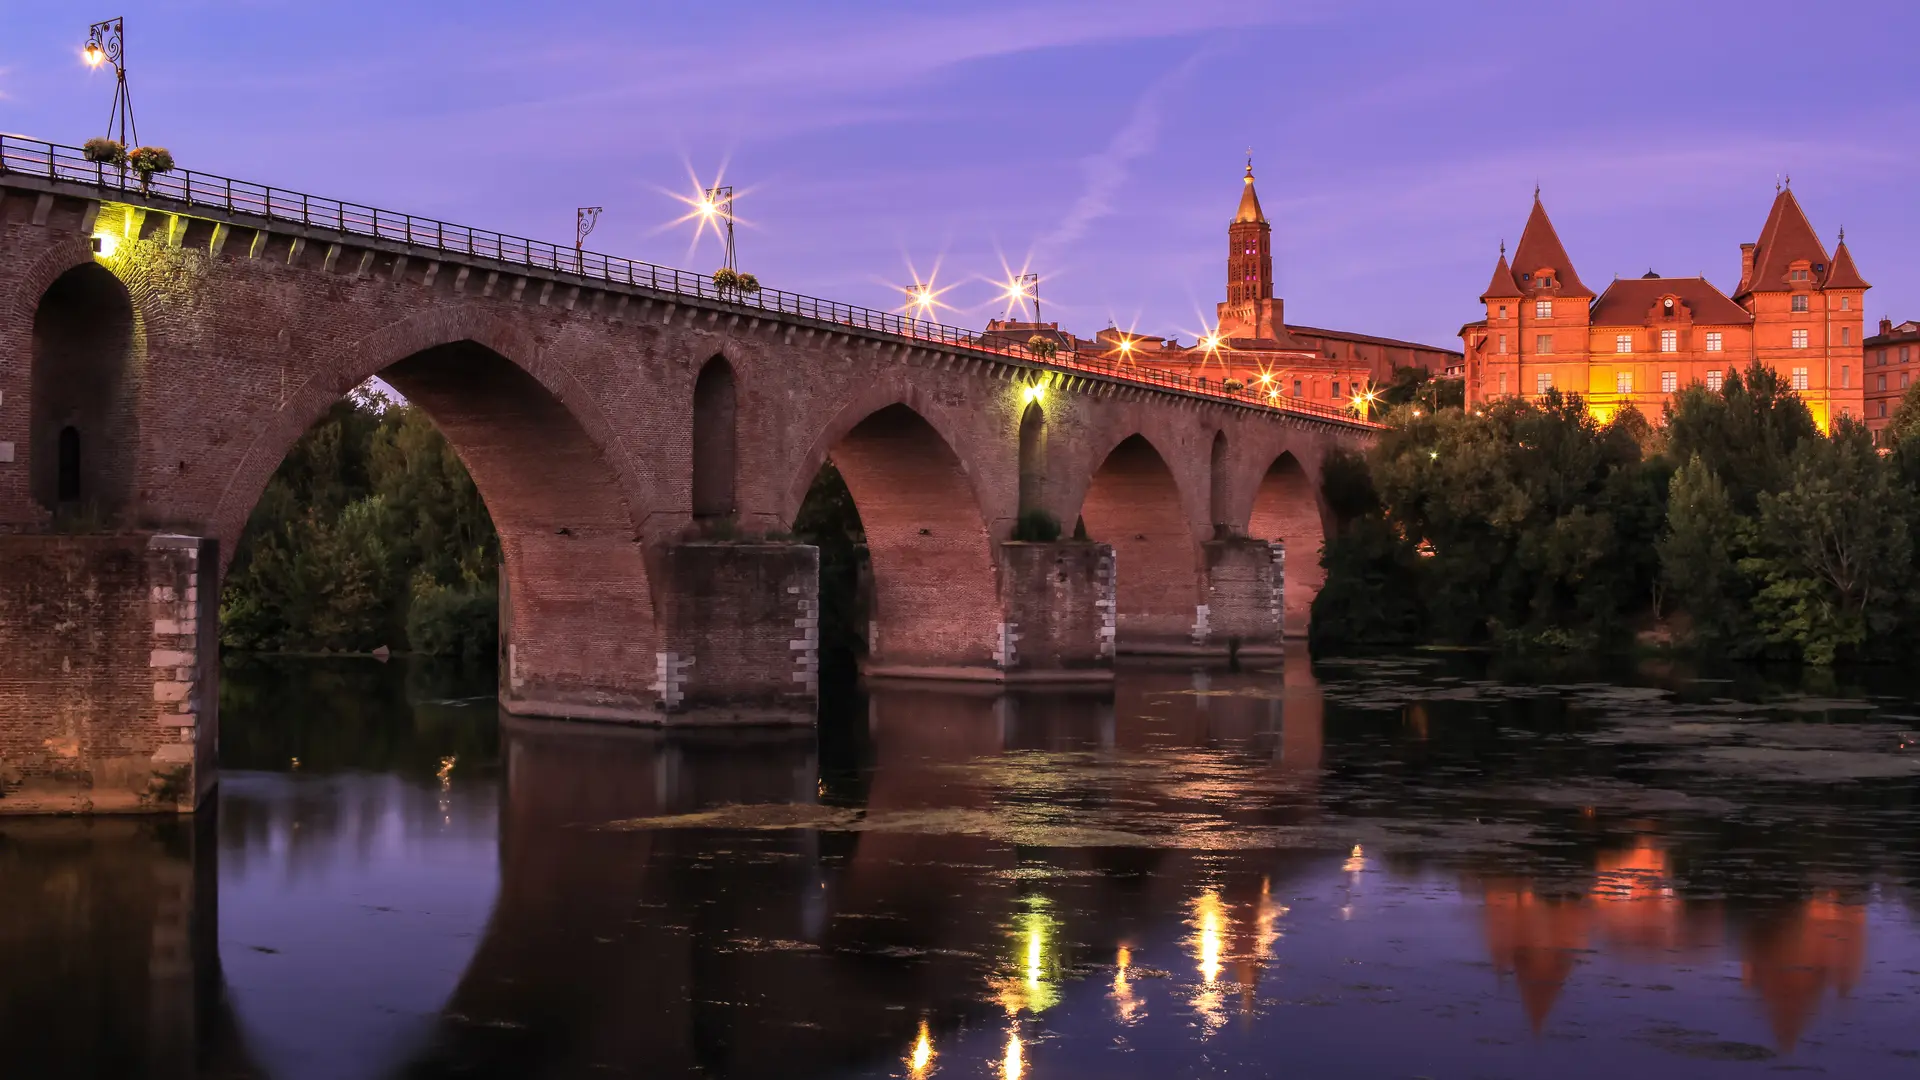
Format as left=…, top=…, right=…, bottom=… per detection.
left=0, top=149, right=1366, bottom=813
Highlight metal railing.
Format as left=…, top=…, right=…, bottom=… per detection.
left=0, top=134, right=1378, bottom=428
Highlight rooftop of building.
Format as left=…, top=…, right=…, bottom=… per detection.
left=1286, top=324, right=1465, bottom=358
left=1589, top=274, right=1753, bottom=326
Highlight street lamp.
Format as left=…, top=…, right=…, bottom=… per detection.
left=702, top=185, right=736, bottom=273
left=575, top=206, right=602, bottom=272
left=84, top=17, right=137, bottom=148
left=904, top=282, right=937, bottom=323
left=1003, top=272, right=1040, bottom=324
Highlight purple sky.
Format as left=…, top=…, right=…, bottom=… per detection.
left=5, top=1, right=1916, bottom=350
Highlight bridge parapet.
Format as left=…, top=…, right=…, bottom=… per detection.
left=0, top=134, right=1376, bottom=433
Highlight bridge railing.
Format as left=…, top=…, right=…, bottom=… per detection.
left=0, top=134, right=1377, bottom=428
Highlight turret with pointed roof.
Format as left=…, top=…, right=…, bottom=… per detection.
left=1737, top=187, right=1834, bottom=299
left=1826, top=231, right=1869, bottom=290
left=1503, top=192, right=1594, bottom=298
left=1480, top=246, right=1523, bottom=301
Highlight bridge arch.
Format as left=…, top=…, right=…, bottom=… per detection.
left=212, top=311, right=661, bottom=720
left=691, top=354, right=738, bottom=521
left=27, top=259, right=143, bottom=523
left=1076, top=432, right=1201, bottom=648
left=1017, top=400, right=1046, bottom=518
left=789, top=391, right=1000, bottom=670
left=1245, top=451, right=1329, bottom=634
left=1208, top=430, right=1230, bottom=530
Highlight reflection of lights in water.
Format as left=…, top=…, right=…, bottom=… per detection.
left=908, top=1019, right=933, bottom=1076
left=290, top=757, right=300, bottom=770
left=1343, top=844, right=1366, bottom=875
left=1003, top=1031, right=1023, bottom=1080
left=437, top=755, right=457, bottom=789
left=1194, top=891, right=1224, bottom=984
left=994, top=901, right=1059, bottom=1014
left=1112, top=944, right=1143, bottom=1023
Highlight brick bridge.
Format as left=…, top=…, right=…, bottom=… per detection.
left=0, top=136, right=1370, bottom=812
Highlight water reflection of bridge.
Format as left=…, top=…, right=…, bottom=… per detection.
left=0, top=658, right=1886, bottom=1077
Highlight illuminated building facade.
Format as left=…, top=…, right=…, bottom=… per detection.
left=1863, top=318, right=1920, bottom=433
left=982, top=162, right=1461, bottom=412
left=1461, top=187, right=1870, bottom=429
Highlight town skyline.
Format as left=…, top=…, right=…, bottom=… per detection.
left=3, top=1, right=1916, bottom=351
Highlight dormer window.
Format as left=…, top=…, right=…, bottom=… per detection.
left=1791, top=268, right=1809, bottom=281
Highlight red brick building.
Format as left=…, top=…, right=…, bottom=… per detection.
left=1461, top=187, right=1869, bottom=429
left=986, top=162, right=1461, bottom=413
left=1864, top=318, right=1920, bottom=432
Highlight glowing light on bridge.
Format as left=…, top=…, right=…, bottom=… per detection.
left=1022, top=381, right=1047, bottom=405
left=90, top=231, right=118, bottom=259
left=659, top=164, right=752, bottom=263
left=83, top=41, right=105, bottom=67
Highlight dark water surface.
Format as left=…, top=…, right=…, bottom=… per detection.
left=5, top=652, right=1920, bottom=1079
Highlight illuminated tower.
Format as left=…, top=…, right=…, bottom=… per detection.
left=1218, top=158, right=1290, bottom=342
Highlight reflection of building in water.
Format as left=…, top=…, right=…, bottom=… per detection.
left=1472, top=841, right=1865, bottom=1047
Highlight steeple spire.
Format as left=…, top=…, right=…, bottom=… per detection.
left=1235, top=155, right=1265, bottom=224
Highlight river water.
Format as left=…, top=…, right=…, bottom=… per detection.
left=4, top=650, right=1918, bottom=1079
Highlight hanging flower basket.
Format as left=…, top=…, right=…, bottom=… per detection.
left=1222, top=378, right=1246, bottom=392
left=127, top=146, right=175, bottom=193
left=736, top=272, right=761, bottom=296
left=1027, top=335, right=1058, bottom=360
left=83, top=137, right=126, bottom=166
left=712, top=268, right=763, bottom=299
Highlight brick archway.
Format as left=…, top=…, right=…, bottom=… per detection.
left=1246, top=452, right=1327, bottom=634
left=209, top=317, right=660, bottom=721
left=1078, top=433, right=1200, bottom=648
left=814, top=402, right=1000, bottom=670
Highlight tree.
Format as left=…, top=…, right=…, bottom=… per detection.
left=1659, top=454, right=1747, bottom=648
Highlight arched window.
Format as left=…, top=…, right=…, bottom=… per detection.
left=1017, top=401, right=1045, bottom=515
left=691, top=357, right=738, bottom=519
left=31, top=262, right=139, bottom=521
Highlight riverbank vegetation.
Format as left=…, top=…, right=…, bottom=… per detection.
left=221, top=388, right=499, bottom=659
left=1313, top=362, right=1920, bottom=665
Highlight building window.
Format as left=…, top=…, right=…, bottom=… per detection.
left=1881, top=400, right=1889, bottom=418
left=1536, top=334, right=1553, bottom=354
left=1498, top=371, right=1508, bottom=395
left=1661, top=370, right=1677, bottom=393
left=1705, top=331, right=1723, bottom=352
left=1292, top=379, right=1302, bottom=397
left=1498, top=305, right=1507, bottom=318
left=1615, top=334, right=1633, bottom=353
left=1878, top=374, right=1887, bottom=391
left=1535, top=299, right=1552, bottom=319
left=1707, top=369, right=1724, bottom=391
left=1905, top=373, right=1912, bottom=389
left=1842, top=296, right=1851, bottom=311
left=1904, top=346, right=1914, bottom=364
left=1331, top=381, right=1341, bottom=399
left=1498, top=333, right=1508, bottom=355
left=1840, top=326, right=1850, bottom=346
left=1616, top=371, right=1633, bottom=394
left=1791, top=269, right=1808, bottom=281
left=1792, top=294, right=1809, bottom=312
left=1792, top=329, right=1809, bottom=349
left=1842, top=365, right=1850, bottom=388
left=1878, top=348, right=1888, bottom=365
left=1536, top=371, right=1553, bottom=394
left=1791, top=367, right=1809, bottom=391
left=1660, top=329, right=1677, bottom=353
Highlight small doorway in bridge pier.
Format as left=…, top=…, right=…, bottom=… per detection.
left=1208, top=430, right=1230, bottom=535
left=1247, top=452, right=1327, bottom=636
left=691, top=356, right=738, bottom=526
left=1015, top=399, right=1055, bottom=537
left=29, top=261, right=141, bottom=524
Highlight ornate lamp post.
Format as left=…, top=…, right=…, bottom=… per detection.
left=701, top=185, right=736, bottom=273
left=1003, top=272, right=1040, bottom=323
left=575, top=206, right=602, bottom=271
left=83, top=17, right=138, bottom=147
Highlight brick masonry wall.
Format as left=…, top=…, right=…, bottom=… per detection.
left=995, top=541, right=1114, bottom=672
left=1245, top=453, right=1329, bottom=636
left=1, top=182, right=1363, bottom=719
left=1201, top=538, right=1284, bottom=647
left=0, top=533, right=213, bottom=813
left=656, top=542, right=818, bottom=722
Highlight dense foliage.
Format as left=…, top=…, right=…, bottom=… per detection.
left=1313, top=363, right=1920, bottom=665
left=221, top=389, right=499, bottom=656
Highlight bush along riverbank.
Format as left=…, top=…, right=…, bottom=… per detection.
left=221, top=389, right=499, bottom=661
left=1313, top=363, right=1920, bottom=665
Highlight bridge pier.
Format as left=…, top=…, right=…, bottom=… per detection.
left=861, top=540, right=1116, bottom=683
left=0, top=533, right=217, bottom=814
left=1116, top=535, right=1285, bottom=657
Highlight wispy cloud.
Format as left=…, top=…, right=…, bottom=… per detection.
left=1037, top=48, right=1211, bottom=255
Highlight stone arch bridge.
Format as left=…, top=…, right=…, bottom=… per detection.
left=0, top=136, right=1370, bottom=811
